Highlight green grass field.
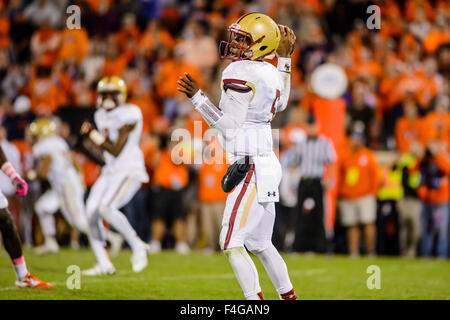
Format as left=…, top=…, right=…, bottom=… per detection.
left=0, top=248, right=449, bottom=300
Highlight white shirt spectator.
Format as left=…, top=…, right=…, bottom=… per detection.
left=24, top=0, right=62, bottom=28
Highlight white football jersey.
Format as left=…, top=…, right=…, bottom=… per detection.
left=94, top=104, right=149, bottom=182
left=218, top=60, right=283, bottom=159
left=0, top=139, right=21, bottom=196
left=33, top=135, right=79, bottom=189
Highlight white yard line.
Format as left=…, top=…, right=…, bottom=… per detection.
left=158, top=268, right=326, bottom=281
left=0, top=269, right=327, bottom=291
left=295, top=269, right=326, bottom=276
left=159, top=273, right=236, bottom=281
left=0, top=286, right=18, bottom=291
left=0, top=278, right=104, bottom=291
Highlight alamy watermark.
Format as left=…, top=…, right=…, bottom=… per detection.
left=366, top=265, right=381, bottom=290
left=66, top=5, right=81, bottom=30
left=169, top=121, right=280, bottom=165
left=66, top=265, right=81, bottom=290
left=366, top=5, right=381, bottom=30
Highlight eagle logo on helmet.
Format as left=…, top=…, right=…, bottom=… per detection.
left=219, top=13, right=281, bottom=61
left=96, top=76, right=127, bottom=111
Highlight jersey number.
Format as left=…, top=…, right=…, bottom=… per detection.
left=269, top=89, right=281, bottom=122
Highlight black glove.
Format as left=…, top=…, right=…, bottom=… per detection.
left=221, top=156, right=251, bottom=193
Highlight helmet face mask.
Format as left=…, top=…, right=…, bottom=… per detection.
left=97, top=90, right=123, bottom=110
left=219, top=25, right=263, bottom=61
left=96, top=77, right=127, bottom=111
left=219, top=13, right=280, bottom=62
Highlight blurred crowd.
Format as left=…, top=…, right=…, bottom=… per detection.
left=0, top=0, right=449, bottom=258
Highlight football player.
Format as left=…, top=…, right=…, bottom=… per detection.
left=0, top=145, right=52, bottom=288
left=80, top=76, right=149, bottom=275
left=30, top=118, right=89, bottom=254
left=178, top=13, right=297, bottom=300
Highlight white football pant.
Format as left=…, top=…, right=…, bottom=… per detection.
left=34, top=176, right=88, bottom=237
left=220, top=165, right=294, bottom=299
left=86, top=171, right=144, bottom=267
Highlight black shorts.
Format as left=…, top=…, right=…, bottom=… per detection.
left=151, top=186, right=185, bottom=221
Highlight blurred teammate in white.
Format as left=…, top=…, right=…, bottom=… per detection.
left=178, top=13, right=297, bottom=300
left=0, top=144, right=52, bottom=288
left=30, top=118, right=89, bottom=255
left=80, top=76, right=149, bottom=275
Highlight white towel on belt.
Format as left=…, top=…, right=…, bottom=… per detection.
left=253, top=152, right=282, bottom=203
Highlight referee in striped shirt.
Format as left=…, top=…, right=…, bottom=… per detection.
left=290, top=114, right=337, bottom=253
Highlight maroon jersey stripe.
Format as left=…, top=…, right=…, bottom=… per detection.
left=223, top=79, right=252, bottom=93
left=270, top=89, right=281, bottom=116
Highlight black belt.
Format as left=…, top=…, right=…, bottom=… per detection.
left=300, top=177, right=322, bottom=182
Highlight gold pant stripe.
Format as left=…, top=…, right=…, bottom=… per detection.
left=112, top=178, right=133, bottom=208
left=239, top=185, right=257, bottom=230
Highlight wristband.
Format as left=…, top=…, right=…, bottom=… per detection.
left=277, top=57, right=291, bottom=73
left=89, top=130, right=106, bottom=146
left=1, top=161, right=19, bottom=181
left=190, top=90, right=223, bottom=126
left=190, top=90, right=203, bottom=105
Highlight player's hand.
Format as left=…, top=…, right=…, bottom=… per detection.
left=12, top=175, right=28, bottom=197
left=276, top=25, right=296, bottom=57
left=80, top=121, right=94, bottom=136
left=177, top=73, right=199, bottom=98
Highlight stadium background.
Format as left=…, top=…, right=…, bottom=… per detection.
left=0, top=0, right=448, bottom=263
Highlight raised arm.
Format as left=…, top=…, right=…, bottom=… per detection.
left=275, top=25, right=296, bottom=113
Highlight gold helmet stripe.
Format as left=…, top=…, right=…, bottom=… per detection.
left=236, top=12, right=254, bottom=24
